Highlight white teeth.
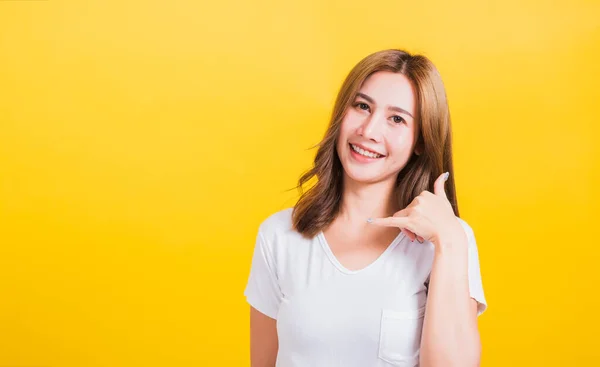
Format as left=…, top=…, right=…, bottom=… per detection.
left=351, top=144, right=382, bottom=158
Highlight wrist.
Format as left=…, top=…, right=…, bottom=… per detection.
left=432, top=228, right=468, bottom=256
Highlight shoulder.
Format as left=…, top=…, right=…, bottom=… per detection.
left=455, top=216, right=475, bottom=239
left=256, top=207, right=299, bottom=248
left=258, top=207, right=294, bottom=235
left=455, top=216, right=481, bottom=254
left=254, top=207, right=310, bottom=265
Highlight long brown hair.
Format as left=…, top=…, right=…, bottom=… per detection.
left=292, top=49, right=459, bottom=239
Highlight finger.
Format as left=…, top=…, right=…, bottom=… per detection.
left=368, top=216, right=411, bottom=229
left=392, top=208, right=409, bottom=217
left=401, top=228, right=416, bottom=241
left=433, top=171, right=450, bottom=199
left=401, top=229, right=423, bottom=243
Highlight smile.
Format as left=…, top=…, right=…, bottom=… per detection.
left=349, top=143, right=384, bottom=159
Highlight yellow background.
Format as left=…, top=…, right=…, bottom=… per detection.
left=1, top=1, right=598, bottom=366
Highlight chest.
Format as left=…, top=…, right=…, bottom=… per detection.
left=322, top=226, right=403, bottom=272
left=275, top=268, right=429, bottom=366
left=269, top=219, right=436, bottom=366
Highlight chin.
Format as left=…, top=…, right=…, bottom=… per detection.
left=344, top=168, right=383, bottom=184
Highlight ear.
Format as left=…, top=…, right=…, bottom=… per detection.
left=412, top=129, right=424, bottom=156
left=414, top=141, right=423, bottom=156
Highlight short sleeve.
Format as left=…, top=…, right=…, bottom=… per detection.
left=243, top=229, right=283, bottom=319
left=459, top=218, right=488, bottom=316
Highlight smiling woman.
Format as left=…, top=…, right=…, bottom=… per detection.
left=293, top=51, right=459, bottom=238
left=244, top=49, right=487, bottom=367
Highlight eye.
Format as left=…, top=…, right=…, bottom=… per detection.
left=355, top=102, right=370, bottom=111
left=392, top=115, right=406, bottom=124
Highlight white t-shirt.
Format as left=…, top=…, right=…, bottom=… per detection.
left=244, top=207, right=487, bottom=367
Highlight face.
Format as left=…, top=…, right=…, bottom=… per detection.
left=336, top=71, right=419, bottom=184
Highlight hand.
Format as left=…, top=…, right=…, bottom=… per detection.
left=368, top=172, right=465, bottom=249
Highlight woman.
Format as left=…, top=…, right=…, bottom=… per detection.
left=244, top=49, right=488, bottom=367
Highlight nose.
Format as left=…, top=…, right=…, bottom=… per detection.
left=356, top=113, right=383, bottom=142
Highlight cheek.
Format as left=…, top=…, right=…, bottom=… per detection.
left=386, top=130, right=416, bottom=158
left=337, top=115, right=357, bottom=144
left=341, top=110, right=363, bottom=131
left=336, top=120, right=351, bottom=153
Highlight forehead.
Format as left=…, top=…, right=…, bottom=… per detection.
left=358, top=71, right=416, bottom=113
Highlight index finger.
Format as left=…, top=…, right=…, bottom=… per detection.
left=367, top=216, right=410, bottom=228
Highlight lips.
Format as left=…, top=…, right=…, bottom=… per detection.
left=349, top=144, right=385, bottom=162
left=349, top=142, right=386, bottom=157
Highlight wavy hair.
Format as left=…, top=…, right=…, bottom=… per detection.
left=292, top=49, right=459, bottom=238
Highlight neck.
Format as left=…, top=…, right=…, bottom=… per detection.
left=338, top=174, right=401, bottom=230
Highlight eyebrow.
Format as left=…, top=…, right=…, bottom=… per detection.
left=356, top=92, right=414, bottom=118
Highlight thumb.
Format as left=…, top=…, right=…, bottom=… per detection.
left=433, top=171, right=450, bottom=199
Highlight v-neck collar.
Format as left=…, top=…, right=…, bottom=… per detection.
left=317, top=230, right=405, bottom=275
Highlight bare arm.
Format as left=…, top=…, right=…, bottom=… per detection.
left=419, top=232, right=481, bottom=367
left=250, top=306, right=278, bottom=367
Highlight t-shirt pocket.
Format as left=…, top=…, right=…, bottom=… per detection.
left=378, top=305, right=426, bottom=366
